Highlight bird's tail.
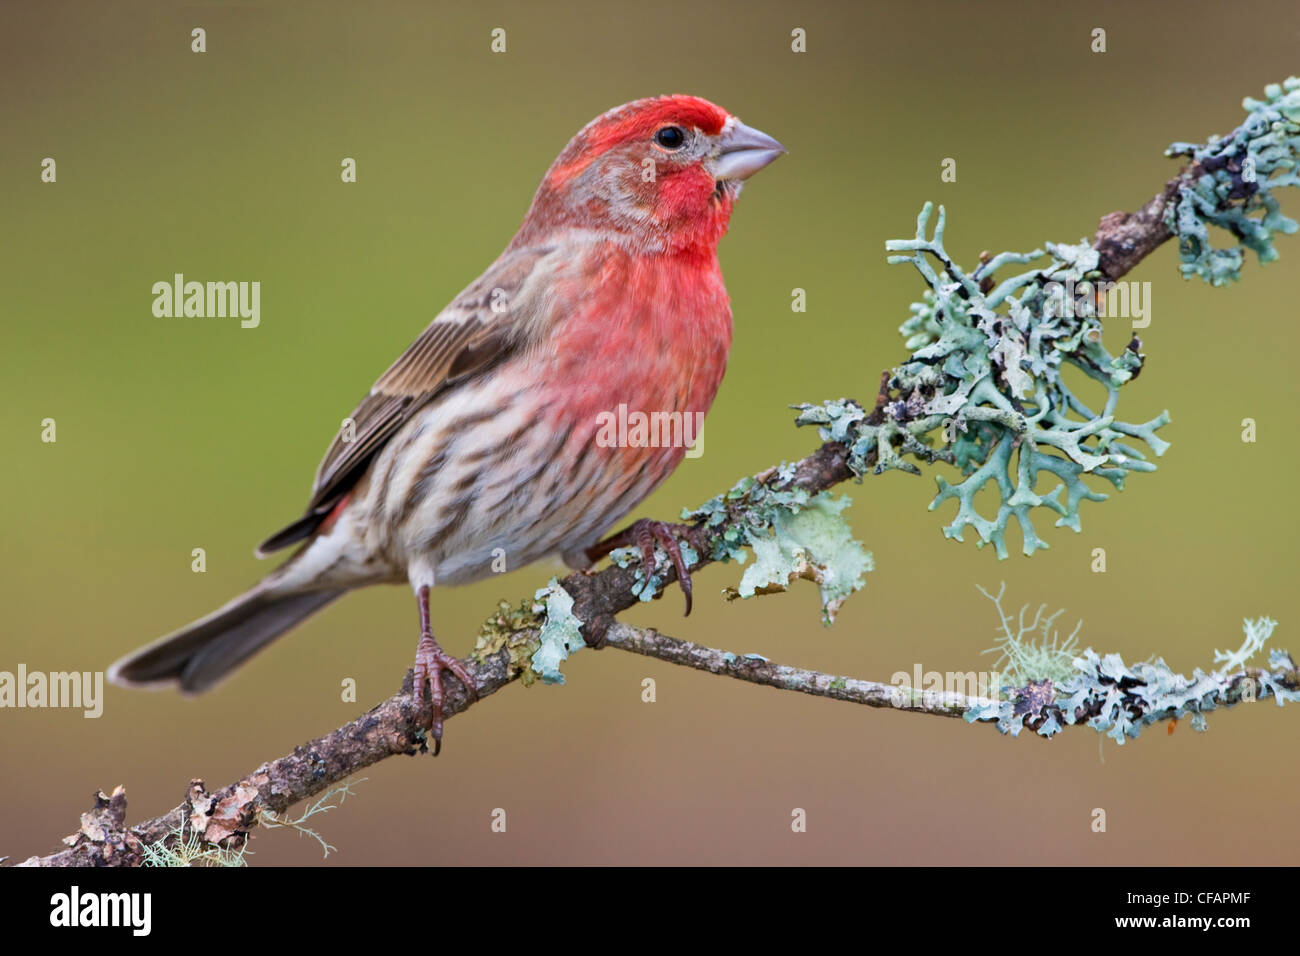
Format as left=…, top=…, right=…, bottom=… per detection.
left=107, top=585, right=344, bottom=695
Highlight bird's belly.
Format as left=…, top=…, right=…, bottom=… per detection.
left=355, top=361, right=699, bottom=587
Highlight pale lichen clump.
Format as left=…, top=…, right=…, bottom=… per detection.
left=872, top=202, right=1169, bottom=558
left=681, top=478, right=872, bottom=625
left=529, top=581, right=585, bottom=685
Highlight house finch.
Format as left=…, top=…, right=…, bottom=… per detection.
left=108, top=95, right=785, bottom=750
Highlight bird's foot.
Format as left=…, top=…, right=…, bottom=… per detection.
left=586, top=519, right=706, bottom=616
left=412, top=631, right=477, bottom=756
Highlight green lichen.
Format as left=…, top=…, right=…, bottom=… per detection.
left=472, top=597, right=545, bottom=686
left=1165, top=78, right=1300, bottom=285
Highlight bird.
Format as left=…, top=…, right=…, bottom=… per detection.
left=107, top=95, right=785, bottom=752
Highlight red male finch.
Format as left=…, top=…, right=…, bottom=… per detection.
left=109, top=95, right=785, bottom=751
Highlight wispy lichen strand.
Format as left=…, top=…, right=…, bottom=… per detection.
left=976, top=582, right=1081, bottom=687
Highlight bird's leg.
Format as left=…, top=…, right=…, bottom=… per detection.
left=585, top=519, right=706, bottom=616
left=412, top=584, right=477, bottom=755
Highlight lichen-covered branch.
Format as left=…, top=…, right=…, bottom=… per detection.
left=1097, top=78, right=1300, bottom=280
left=965, top=608, right=1298, bottom=741
left=18, top=632, right=526, bottom=867
left=14, top=78, right=1300, bottom=868
left=20, top=610, right=1299, bottom=866
left=789, top=79, right=1299, bottom=562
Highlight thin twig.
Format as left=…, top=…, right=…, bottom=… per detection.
left=19, top=615, right=1298, bottom=866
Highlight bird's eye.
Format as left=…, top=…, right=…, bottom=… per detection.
left=654, top=126, right=686, bottom=150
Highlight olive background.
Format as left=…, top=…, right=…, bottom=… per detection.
left=2, top=0, right=1297, bottom=865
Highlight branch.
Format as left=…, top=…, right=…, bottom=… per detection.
left=20, top=433, right=862, bottom=867
left=16, top=84, right=1299, bottom=867
left=1093, top=172, right=1187, bottom=281
left=19, top=614, right=1298, bottom=867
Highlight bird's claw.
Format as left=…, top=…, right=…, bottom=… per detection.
left=413, top=633, right=477, bottom=756
left=590, top=519, right=705, bottom=616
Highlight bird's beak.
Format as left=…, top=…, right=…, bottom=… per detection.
left=713, top=120, right=786, bottom=182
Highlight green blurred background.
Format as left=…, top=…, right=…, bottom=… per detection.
left=3, top=0, right=1297, bottom=865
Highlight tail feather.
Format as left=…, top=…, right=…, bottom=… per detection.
left=256, top=509, right=330, bottom=556
left=108, top=586, right=343, bottom=695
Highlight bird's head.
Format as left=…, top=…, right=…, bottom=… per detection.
left=517, top=95, right=785, bottom=255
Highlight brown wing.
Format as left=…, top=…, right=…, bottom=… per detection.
left=257, top=244, right=554, bottom=555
